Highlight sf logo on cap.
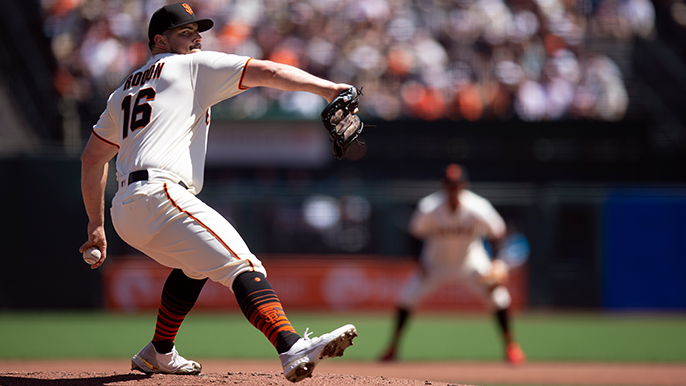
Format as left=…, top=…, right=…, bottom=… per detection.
left=182, top=3, right=194, bottom=15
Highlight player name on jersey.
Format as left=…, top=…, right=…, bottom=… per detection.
left=123, top=61, right=165, bottom=90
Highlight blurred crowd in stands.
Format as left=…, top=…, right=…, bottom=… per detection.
left=41, top=0, right=657, bottom=123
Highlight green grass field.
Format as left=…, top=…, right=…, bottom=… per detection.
left=1, top=311, right=685, bottom=362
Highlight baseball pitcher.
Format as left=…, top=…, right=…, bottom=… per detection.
left=79, top=3, right=360, bottom=382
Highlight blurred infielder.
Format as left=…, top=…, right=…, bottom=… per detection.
left=79, top=3, right=357, bottom=382
left=379, top=164, right=525, bottom=364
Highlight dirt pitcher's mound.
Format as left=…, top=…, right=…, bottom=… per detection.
left=0, top=371, right=466, bottom=386
left=3, top=359, right=686, bottom=385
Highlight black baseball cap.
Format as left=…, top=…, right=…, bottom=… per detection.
left=148, top=3, right=214, bottom=44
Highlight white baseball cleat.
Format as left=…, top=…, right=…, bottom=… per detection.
left=279, top=324, right=357, bottom=383
left=131, top=341, right=202, bottom=375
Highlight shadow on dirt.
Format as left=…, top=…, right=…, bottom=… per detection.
left=0, top=373, right=152, bottom=385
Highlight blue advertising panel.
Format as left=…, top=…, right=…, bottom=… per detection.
left=603, top=189, right=686, bottom=309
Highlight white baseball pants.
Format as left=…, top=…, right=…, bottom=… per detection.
left=111, top=173, right=266, bottom=290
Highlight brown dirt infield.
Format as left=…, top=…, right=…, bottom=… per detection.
left=1, top=360, right=686, bottom=386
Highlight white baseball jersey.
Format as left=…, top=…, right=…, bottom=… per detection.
left=93, top=51, right=251, bottom=194
left=410, top=189, right=506, bottom=266
left=397, top=189, right=510, bottom=310
left=95, top=51, right=267, bottom=289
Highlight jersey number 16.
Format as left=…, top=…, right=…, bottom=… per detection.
left=121, top=87, right=156, bottom=139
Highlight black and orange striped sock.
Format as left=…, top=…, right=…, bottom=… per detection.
left=152, top=269, right=208, bottom=354
left=233, top=271, right=300, bottom=353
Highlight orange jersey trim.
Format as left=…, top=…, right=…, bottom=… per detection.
left=91, top=129, right=119, bottom=148
left=163, top=183, right=241, bottom=259
left=238, top=58, right=253, bottom=90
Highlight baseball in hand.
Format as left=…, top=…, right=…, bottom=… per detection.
left=83, top=246, right=102, bottom=265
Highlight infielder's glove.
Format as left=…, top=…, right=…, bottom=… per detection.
left=321, top=86, right=365, bottom=159
left=480, top=259, right=509, bottom=287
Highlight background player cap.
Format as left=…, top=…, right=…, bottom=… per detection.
left=148, top=3, right=214, bottom=44
left=443, top=163, right=468, bottom=184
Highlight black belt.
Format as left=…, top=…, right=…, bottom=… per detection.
left=128, top=170, right=189, bottom=190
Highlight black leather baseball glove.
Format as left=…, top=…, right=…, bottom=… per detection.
left=321, top=86, right=365, bottom=159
